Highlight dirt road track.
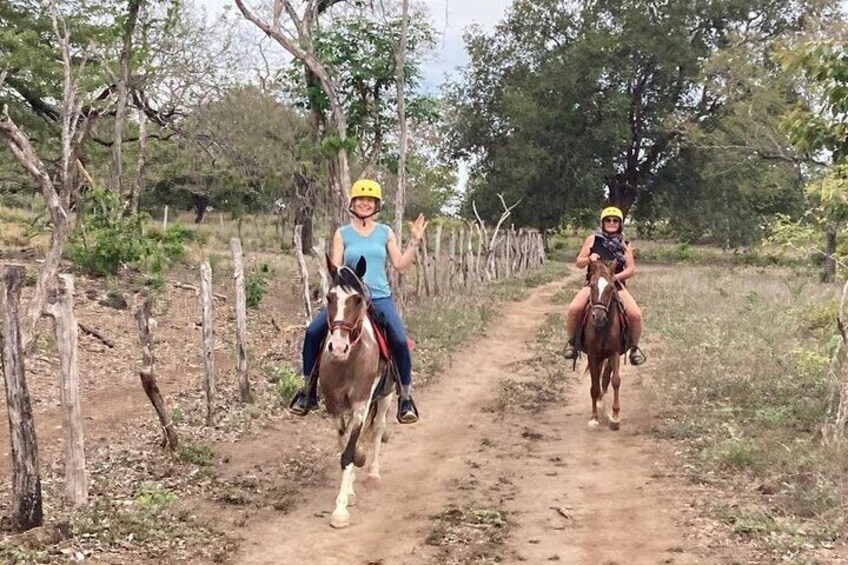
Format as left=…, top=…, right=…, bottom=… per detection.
left=231, top=279, right=705, bottom=565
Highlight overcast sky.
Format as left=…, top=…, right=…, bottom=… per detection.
left=199, top=0, right=513, bottom=92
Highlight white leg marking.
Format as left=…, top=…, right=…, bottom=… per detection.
left=331, top=462, right=354, bottom=528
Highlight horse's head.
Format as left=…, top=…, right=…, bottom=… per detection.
left=325, top=254, right=369, bottom=362
left=588, top=260, right=617, bottom=328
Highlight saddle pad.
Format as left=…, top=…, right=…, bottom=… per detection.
left=368, top=314, right=391, bottom=360
left=367, top=314, right=415, bottom=359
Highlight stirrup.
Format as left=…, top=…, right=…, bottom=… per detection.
left=562, top=342, right=578, bottom=360
left=397, top=396, right=419, bottom=424
left=629, top=346, right=647, bottom=366
left=288, top=387, right=317, bottom=416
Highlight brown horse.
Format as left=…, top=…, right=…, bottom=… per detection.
left=582, top=260, right=625, bottom=430
left=319, top=256, right=395, bottom=528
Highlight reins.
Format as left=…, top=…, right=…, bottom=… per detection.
left=327, top=265, right=371, bottom=349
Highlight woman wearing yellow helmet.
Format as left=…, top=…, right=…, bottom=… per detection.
left=291, top=178, right=427, bottom=423
left=562, top=206, right=646, bottom=365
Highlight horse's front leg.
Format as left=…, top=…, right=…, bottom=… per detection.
left=367, top=392, right=394, bottom=481
left=608, top=354, right=622, bottom=431
left=331, top=404, right=365, bottom=528
left=588, top=356, right=602, bottom=428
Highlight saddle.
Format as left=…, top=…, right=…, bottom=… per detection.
left=289, top=310, right=418, bottom=422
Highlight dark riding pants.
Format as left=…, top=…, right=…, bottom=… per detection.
left=302, top=297, right=412, bottom=386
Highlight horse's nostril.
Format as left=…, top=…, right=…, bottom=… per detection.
left=344, top=344, right=350, bottom=354
left=328, top=342, right=334, bottom=352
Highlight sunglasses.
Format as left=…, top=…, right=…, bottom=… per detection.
left=603, top=218, right=621, bottom=223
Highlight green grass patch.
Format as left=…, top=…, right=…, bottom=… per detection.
left=264, top=363, right=302, bottom=403
left=174, top=440, right=217, bottom=466
left=641, top=264, right=848, bottom=559
left=635, top=240, right=803, bottom=268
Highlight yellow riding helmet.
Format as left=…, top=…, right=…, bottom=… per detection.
left=351, top=179, right=382, bottom=201
left=600, top=206, right=624, bottom=221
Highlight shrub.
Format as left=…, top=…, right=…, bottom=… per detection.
left=66, top=186, right=193, bottom=276
left=266, top=364, right=301, bottom=401
left=245, top=263, right=272, bottom=309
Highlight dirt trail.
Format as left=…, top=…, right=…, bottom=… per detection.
left=232, top=279, right=705, bottom=565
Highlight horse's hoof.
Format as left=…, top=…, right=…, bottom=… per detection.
left=587, top=419, right=599, bottom=429
left=330, top=511, right=350, bottom=529
left=609, top=420, right=620, bottom=431
left=366, top=472, right=381, bottom=483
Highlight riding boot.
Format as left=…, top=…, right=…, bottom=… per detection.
left=288, top=372, right=319, bottom=416
left=562, top=338, right=578, bottom=360
left=396, top=378, right=419, bottom=424
left=628, top=345, right=647, bottom=366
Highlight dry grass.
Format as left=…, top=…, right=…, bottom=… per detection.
left=641, top=263, right=848, bottom=560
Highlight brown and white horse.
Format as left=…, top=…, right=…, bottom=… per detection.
left=319, top=255, right=395, bottom=528
left=583, top=260, right=624, bottom=430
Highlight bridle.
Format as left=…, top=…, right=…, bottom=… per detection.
left=327, top=266, right=371, bottom=349
left=590, top=272, right=617, bottom=319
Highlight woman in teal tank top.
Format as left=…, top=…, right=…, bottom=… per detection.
left=291, top=179, right=427, bottom=424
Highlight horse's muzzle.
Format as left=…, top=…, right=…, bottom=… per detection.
left=327, top=336, right=351, bottom=360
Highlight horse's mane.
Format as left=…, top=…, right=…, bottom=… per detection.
left=334, top=265, right=370, bottom=299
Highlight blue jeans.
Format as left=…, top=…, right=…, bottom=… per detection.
left=302, top=297, right=412, bottom=387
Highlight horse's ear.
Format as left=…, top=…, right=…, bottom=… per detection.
left=604, top=259, right=616, bottom=274
left=355, top=256, right=367, bottom=279
left=325, top=253, right=337, bottom=279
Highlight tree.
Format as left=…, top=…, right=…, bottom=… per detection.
left=446, top=0, right=840, bottom=229
left=235, top=0, right=354, bottom=225
left=779, top=34, right=848, bottom=281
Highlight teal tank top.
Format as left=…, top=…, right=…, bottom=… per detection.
left=340, top=223, right=391, bottom=299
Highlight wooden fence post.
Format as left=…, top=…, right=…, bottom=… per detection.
left=421, top=231, right=432, bottom=297
left=294, top=225, right=313, bottom=321
left=200, top=260, right=217, bottom=426
left=448, top=229, right=456, bottom=292
left=134, top=293, right=179, bottom=449
left=2, top=265, right=42, bottom=531
left=466, top=225, right=475, bottom=288
left=312, top=237, right=330, bottom=305
left=45, top=274, right=87, bottom=507
left=433, top=223, right=442, bottom=296
left=230, top=238, right=252, bottom=403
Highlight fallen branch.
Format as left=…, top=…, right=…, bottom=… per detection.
left=169, top=280, right=227, bottom=301
left=77, top=322, right=114, bottom=348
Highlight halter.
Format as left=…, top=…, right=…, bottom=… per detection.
left=590, top=271, right=618, bottom=317
left=327, top=265, right=371, bottom=349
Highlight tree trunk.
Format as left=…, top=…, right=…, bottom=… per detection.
left=113, top=0, right=143, bottom=195
left=134, top=293, right=179, bottom=450
left=193, top=194, right=209, bottom=224
left=394, top=0, right=411, bottom=294
left=200, top=261, right=216, bottom=426
left=2, top=266, right=43, bottom=531
left=128, top=109, right=147, bottom=216
left=823, top=223, right=837, bottom=283
left=312, top=237, right=330, bottom=306
left=294, top=225, right=313, bottom=322
left=45, top=274, right=87, bottom=507
left=293, top=171, right=315, bottom=253
left=230, top=238, right=252, bottom=403
left=0, top=119, right=71, bottom=354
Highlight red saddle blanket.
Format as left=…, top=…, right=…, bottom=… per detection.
left=368, top=314, right=415, bottom=360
